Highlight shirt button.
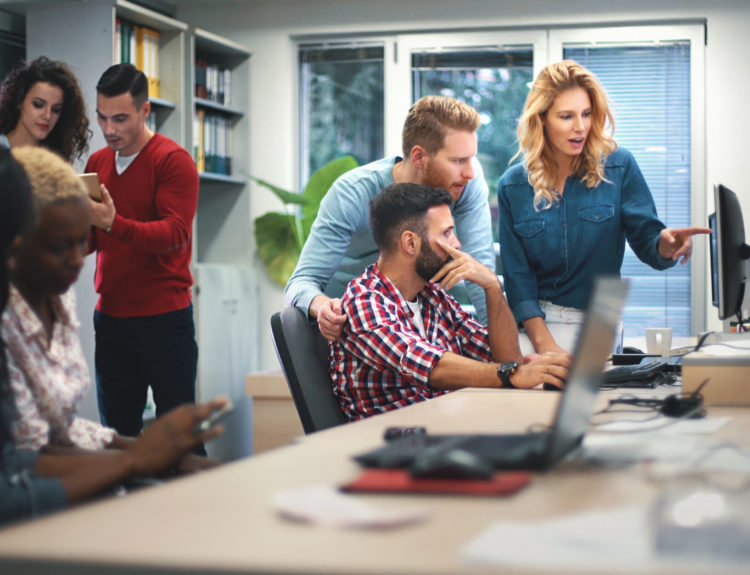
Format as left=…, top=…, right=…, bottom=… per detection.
left=595, top=215, right=600, bottom=220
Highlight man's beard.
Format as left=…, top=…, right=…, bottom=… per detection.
left=422, top=162, right=464, bottom=201
left=416, top=238, right=450, bottom=283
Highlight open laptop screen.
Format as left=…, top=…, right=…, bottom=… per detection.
left=544, top=276, right=630, bottom=466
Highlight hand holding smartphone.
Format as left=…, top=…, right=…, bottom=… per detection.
left=79, top=172, right=102, bottom=201
left=193, top=399, right=234, bottom=434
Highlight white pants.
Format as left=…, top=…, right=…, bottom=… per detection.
left=516, top=300, right=623, bottom=356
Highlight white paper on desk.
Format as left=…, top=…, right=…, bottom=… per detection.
left=272, top=485, right=428, bottom=529
left=583, top=432, right=698, bottom=463
left=595, top=415, right=731, bottom=434
left=463, top=506, right=654, bottom=571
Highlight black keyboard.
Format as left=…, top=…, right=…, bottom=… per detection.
left=602, top=359, right=669, bottom=387
left=353, top=432, right=549, bottom=469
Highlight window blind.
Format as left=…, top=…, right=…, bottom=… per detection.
left=565, top=44, right=692, bottom=337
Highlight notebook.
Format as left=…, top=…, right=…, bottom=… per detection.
left=353, top=276, right=630, bottom=472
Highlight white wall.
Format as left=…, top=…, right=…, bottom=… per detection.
left=176, top=0, right=750, bottom=368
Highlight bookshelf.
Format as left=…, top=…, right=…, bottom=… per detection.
left=26, top=0, right=187, bottom=152
left=187, top=27, right=252, bottom=264
left=25, top=3, right=257, bottom=440
left=113, top=0, right=187, bottom=144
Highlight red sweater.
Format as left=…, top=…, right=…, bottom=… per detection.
left=86, top=133, right=199, bottom=317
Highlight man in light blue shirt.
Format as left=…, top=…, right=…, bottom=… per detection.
left=286, top=96, right=495, bottom=339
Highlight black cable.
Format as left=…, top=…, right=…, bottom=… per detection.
left=694, top=331, right=714, bottom=351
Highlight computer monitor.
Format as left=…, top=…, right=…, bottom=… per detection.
left=708, top=184, right=750, bottom=323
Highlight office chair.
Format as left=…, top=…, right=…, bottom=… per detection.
left=270, top=307, right=348, bottom=434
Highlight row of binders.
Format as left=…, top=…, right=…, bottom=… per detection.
left=195, top=60, right=232, bottom=107
left=115, top=19, right=161, bottom=98
left=194, top=110, right=233, bottom=176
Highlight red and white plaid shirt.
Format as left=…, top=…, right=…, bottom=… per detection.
left=330, top=264, right=492, bottom=420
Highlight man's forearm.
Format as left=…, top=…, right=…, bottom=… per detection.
left=428, top=352, right=500, bottom=390
left=485, top=278, right=522, bottom=363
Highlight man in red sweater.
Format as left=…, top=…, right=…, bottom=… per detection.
left=86, top=64, right=200, bottom=444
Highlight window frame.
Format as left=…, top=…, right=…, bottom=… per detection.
left=386, top=30, right=548, bottom=156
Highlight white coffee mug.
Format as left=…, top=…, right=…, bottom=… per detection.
left=611, top=320, right=624, bottom=355
left=645, top=327, right=672, bottom=357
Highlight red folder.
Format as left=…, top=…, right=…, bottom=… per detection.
left=341, top=469, right=531, bottom=496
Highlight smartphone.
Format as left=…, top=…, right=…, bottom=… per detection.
left=79, top=172, right=102, bottom=201
left=193, top=400, right=234, bottom=434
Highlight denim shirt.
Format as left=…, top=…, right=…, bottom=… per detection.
left=285, top=155, right=495, bottom=325
left=498, top=148, right=675, bottom=323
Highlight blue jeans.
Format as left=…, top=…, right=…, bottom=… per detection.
left=94, top=305, right=199, bottom=440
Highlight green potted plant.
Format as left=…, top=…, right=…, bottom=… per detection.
left=249, top=156, right=359, bottom=286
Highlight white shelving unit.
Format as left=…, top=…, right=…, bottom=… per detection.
left=186, top=28, right=256, bottom=460
left=187, top=27, right=251, bottom=264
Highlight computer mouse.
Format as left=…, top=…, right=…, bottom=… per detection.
left=408, top=448, right=494, bottom=480
left=543, top=382, right=563, bottom=392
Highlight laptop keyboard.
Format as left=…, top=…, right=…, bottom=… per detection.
left=353, top=432, right=549, bottom=470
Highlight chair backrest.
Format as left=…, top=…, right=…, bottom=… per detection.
left=270, top=307, right=348, bottom=434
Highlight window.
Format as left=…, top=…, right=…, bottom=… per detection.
left=298, top=43, right=385, bottom=184
left=411, top=47, right=534, bottom=243
left=564, top=43, right=692, bottom=337
left=551, top=24, right=705, bottom=337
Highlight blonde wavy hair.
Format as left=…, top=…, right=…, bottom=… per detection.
left=515, top=60, right=617, bottom=210
left=11, top=146, right=86, bottom=220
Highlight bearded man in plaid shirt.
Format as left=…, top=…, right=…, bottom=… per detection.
left=330, top=183, right=571, bottom=420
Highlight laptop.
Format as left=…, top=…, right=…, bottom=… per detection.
left=353, top=276, right=630, bottom=471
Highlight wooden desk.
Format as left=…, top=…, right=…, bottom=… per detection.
left=0, top=388, right=747, bottom=575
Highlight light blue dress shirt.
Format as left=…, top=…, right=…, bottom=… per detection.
left=285, top=155, right=495, bottom=325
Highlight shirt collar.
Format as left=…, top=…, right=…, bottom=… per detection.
left=368, top=263, right=445, bottom=315
left=7, top=284, right=74, bottom=339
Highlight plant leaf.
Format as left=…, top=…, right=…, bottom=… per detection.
left=248, top=175, right=309, bottom=206
left=300, top=156, right=358, bottom=240
left=254, top=212, right=301, bottom=286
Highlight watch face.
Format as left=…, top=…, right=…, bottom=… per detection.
left=501, top=361, right=518, bottom=375
left=497, top=362, right=518, bottom=388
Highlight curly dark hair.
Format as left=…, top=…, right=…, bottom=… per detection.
left=0, top=56, right=91, bottom=162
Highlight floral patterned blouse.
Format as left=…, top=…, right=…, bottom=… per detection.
left=2, top=285, right=115, bottom=450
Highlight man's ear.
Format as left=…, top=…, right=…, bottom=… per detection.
left=410, top=145, right=427, bottom=170
left=400, top=229, right=420, bottom=257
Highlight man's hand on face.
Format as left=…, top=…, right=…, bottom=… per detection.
left=431, top=239, right=498, bottom=291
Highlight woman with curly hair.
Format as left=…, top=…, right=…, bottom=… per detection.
left=497, top=60, right=709, bottom=355
left=0, top=56, right=90, bottom=162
